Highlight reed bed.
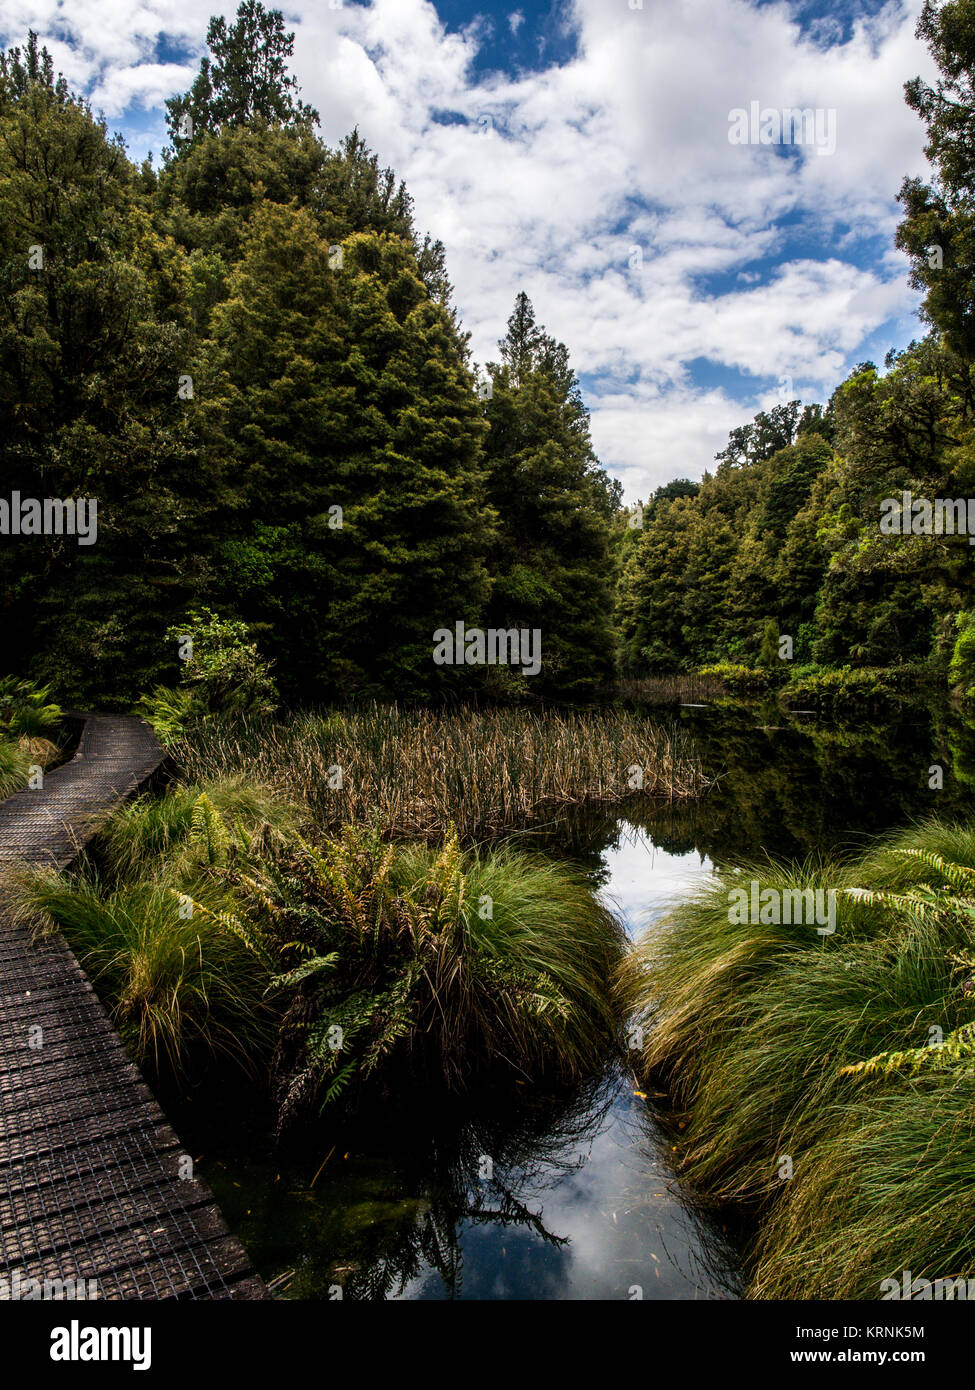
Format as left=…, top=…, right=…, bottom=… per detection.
left=174, top=704, right=708, bottom=841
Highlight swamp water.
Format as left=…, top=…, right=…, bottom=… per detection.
left=171, top=701, right=975, bottom=1300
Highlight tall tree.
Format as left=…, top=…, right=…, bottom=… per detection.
left=483, top=293, right=621, bottom=696
left=165, top=1, right=318, bottom=151
left=897, top=0, right=975, bottom=398
left=0, top=36, right=222, bottom=706
left=201, top=207, right=492, bottom=700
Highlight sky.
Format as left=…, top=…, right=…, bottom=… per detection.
left=0, top=0, right=942, bottom=501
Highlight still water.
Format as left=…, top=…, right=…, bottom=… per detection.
left=172, top=701, right=975, bottom=1300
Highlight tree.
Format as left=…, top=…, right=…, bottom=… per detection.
left=482, top=293, right=621, bottom=696
left=0, top=36, right=224, bottom=706
left=201, top=206, right=492, bottom=700
left=896, top=0, right=975, bottom=389
left=714, top=401, right=802, bottom=467
left=165, top=1, right=318, bottom=151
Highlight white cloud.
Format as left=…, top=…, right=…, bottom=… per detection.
left=0, top=0, right=940, bottom=498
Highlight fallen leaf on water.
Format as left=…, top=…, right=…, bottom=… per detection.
left=633, top=1090, right=647, bottom=1099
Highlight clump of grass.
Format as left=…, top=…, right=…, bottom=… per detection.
left=242, top=823, right=626, bottom=1126
left=0, top=739, right=31, bottom=799
left=175, top=704, right=708, bottom=841
left=0, top=675, right=61, bottom=738
left=618, top=821, right=975, bottom=1298
left=14, top=868, right=275, bottom=1077
left=10, top=769, right=624, bottom=1116
left=750, top=1081, right=975, bottom=1299
left=7, top=776, right=298, bottom=1077
left=97, top=775, right=301, bottom=878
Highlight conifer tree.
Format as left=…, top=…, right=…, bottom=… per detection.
left=483, top=293, right=620, bottom=696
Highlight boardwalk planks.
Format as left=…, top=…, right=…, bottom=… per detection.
left=0, top=715, right=268, bottom=1300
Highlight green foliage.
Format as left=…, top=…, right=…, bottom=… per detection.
left=136, top=686, right=197, bottom=747
left=950, top=609, right=975, bottom=697
left=617, top=335, right=975, bottom=680
left=0, top=739, right=31, bottom=798
left=98, top=775, right=298, bottom=878
left=695, top=663, right=775, bottom=696
left=165, top=2, right=318, bottom=151
left=0, top=23, right=613, bottom=706
left=15, top=868, right=275, bottom=1076
left=787, top=666, right=899, bottom=710
left=165, top=608, right=278, bottom=715
left=618, top=817, right=975, bottom=1297
left=7, top=772, right=301, bottom=1075
left=482, top=292, right=621, bottom=697
left=0, top=676, right=60, bottom=737
left=245, top=823, right=626, bottom=1126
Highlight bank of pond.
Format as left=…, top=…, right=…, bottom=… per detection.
left=9, top=700, right=975, bottom=1299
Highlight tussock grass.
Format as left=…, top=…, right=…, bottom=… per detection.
left=0, top=736, right=59, bottom=798
left=8, top=776, right=297, bottom=1076
left=0, top=740, right=30, bottom=799
left=175, top=704, right=708, bottom=841
left=98, top=775, right=301, bottom=878
left=15, top=869, right=275, bottom=1076
left=751, top=1081, right=975, bottom=1299
left=11, top=769, right=625, bottom=1113
left=617, top=820, right=975, bottom=1298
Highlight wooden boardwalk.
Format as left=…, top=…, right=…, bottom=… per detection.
left=0, top=715, right=267, bottom=1299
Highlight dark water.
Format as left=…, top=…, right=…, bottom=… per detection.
left=172, top=699, right=975, bottom=1300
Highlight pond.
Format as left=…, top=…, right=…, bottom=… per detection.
left=169, top=699, right=975, bottom=1300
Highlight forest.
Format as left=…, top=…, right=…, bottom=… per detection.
left=0, top=10, right=623, bottom=711
left=5, top=2, right=975, bottom=718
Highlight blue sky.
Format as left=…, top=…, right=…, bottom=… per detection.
left=0, top=0, right=940, bottom=499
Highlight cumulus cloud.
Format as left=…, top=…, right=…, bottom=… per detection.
left=0, top=0, right=940, bottom=496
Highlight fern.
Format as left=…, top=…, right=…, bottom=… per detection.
left=269, top=953, right=340, bottom=989
left=841, top=1022, right=975, bottom=1080
left=189, top=792, right=229, bottom=866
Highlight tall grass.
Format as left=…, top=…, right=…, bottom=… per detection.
left=617, top=818, right=975, bottom=1298
left=175, top=704, right=708, bottom=841
left=97, top=775, right=302, bottom=878
left=15, top=869, right=275, bottom=1076
left=618, top=673, right=728, bottom=705
left=0, top=735, right=60, bottom=799
left=8, top=776, right=294, bottom=1077
left=0, top=740, right=30, bottom=799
